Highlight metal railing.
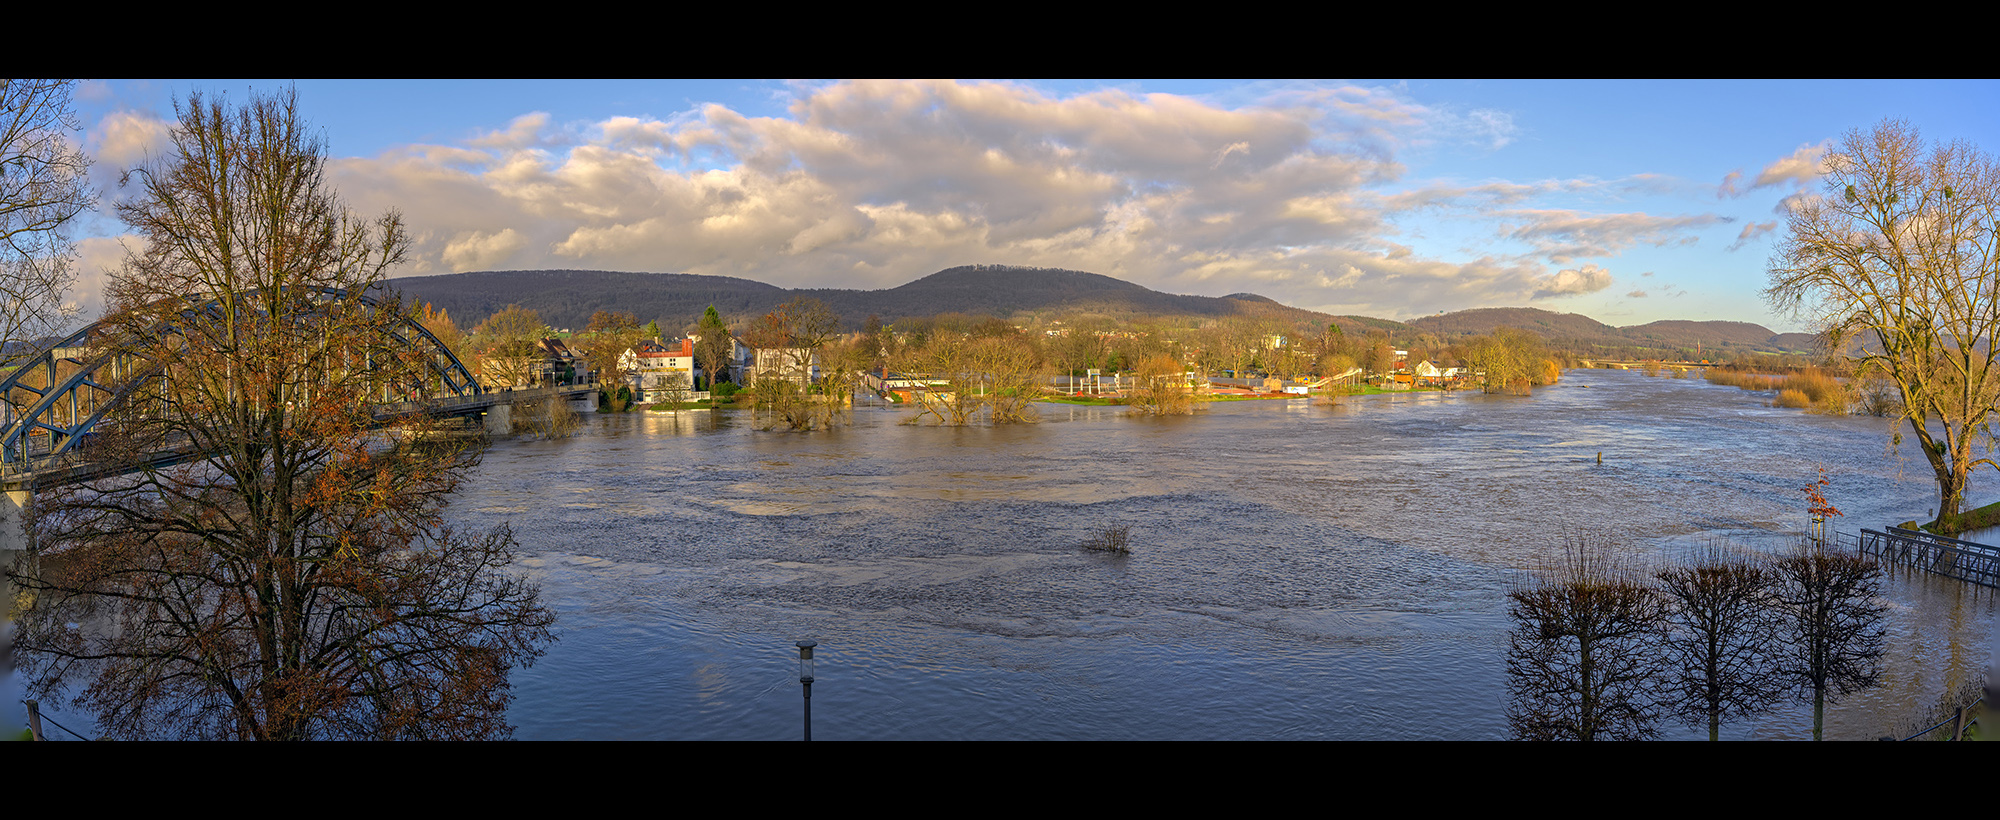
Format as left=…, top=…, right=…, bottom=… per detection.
left=1856, top=527, right=2000, bottom=588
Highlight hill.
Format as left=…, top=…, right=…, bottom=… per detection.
left=383, top=267, right=1807, bottom=357
left=1407, top=306, right=1815, bottom=358
left=386, top=265, right=1334, bottom=332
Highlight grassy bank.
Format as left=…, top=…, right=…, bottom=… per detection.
left=1903, top=498, right=2000, bottom=536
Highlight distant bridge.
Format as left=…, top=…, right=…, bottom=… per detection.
left=1578, top=359, right=1708, bottom=371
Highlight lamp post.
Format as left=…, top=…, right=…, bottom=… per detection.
left=796, top=639, right=816, bottom=741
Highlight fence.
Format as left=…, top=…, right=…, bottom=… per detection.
left=1852, top=527, right=2000, bottom=589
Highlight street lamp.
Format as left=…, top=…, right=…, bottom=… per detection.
left=796, top=639, right=816, bottom=741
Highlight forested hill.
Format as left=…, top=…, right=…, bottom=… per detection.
left=385, top=265, right=1327, bottom=332
left=382, top=270, right=788, bottom=331
left=1405, top=307, right=1819, bottom=356
left=382, top=266, right=1814, bottom=356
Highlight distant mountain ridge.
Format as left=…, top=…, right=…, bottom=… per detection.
left=1404, top=306, right=1817, bottom=355
left=386, top=265, right=1320, bottom=332
left=384, top=265, right=1814, bottom=355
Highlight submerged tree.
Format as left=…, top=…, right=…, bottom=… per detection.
left=1654, top=547, right=1783, bottom=741
left=8, top=89, right=554, bottom=740
left=1127, top=353, right=1199, bottom=416
left=1506, top=533, right=1663, bottom=741
left=1770, top=541, right=1886, bottom=741
left=1767, top=121, right=2000, bottom=531
left=743, top=298, right=845, bottom=431
left=893, top=329, right=1045, bottom=426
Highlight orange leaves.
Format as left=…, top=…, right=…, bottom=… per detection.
left=1802, top=465, right=1843, bottom=521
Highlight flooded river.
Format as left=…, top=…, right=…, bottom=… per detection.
left=461, top=368, right=1994, bottom=739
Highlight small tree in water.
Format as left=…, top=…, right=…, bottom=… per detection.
left=1506, top=533, right=1663, bottom=740
left=1770, top=540, right=1886, bottom=741
left=1654, top=546, right=1783, bottom=741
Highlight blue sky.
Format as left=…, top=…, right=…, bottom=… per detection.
left=59, top=79, right=2000, bottom=331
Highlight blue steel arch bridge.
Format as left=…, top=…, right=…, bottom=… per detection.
left=2, top=286, right=591, bottom=487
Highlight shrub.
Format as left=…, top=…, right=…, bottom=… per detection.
left=1081, top=524, right=1132, bottom=555
left=1774, top=389, right=1811, bottom=408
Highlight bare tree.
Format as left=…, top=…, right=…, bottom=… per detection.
left=1770, top=541, right=1887, bottom=741
left=8, top=89, right=554, bottom=740
left=1506, top=533, right=1663, bottom=741
left=743, top=298, right=843, bottom=430
left=1128, top=353, right=1198, bottom=416
left=976, top=334, right=1046, bottom=423
left=1767, top=121, right=2000, bottom=531
left=657, top=371, right=692, bottom=413
left=1654, top=547, right=1783, bottom=741
left=1, top=79, right=92, bottom=358
left=894, top=331, right=982, bottom=426
left=471, top=304, right=546, bottom=388
left=1462, top=328, right=1547, bottom=395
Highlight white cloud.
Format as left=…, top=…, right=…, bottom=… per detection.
left=1727, top=220, right=1778, bottom=251
left=1755, top=142, right=1829, bottom=189
left=1531, top=264, right=1615, bottom=299
left=1501, top=210, right=1725, bottom=264
left=442, top=228, right=528, bottom=271
left=1723, top=142, right=1830, bottom=198
left=90, top=110, right=172, bottom=171
left=294, top=80, right=1710, bottom=319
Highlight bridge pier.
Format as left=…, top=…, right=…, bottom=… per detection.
left=483, top=403, right=512, bottom=436
left=3, top=484, right=29, bottom=639
left=2, top=484, right=28, bottom=555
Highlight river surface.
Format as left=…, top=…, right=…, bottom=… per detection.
left=453, top=368, right=1998, bottom=740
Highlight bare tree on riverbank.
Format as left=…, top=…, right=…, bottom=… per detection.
left=1767, top=120, right=2000, bottom=531
left=9, top=89, right=553, bottom=740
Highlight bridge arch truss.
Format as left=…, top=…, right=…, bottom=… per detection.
left=2, top=287, right=482, bottom=474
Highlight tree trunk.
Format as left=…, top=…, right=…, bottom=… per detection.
left=1911, top=417, right=1968, bottom=531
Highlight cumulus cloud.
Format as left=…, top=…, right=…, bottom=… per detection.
left=442, top=228, right=529, bottom=271
left=67, top=236, right=129, bottom=323
left=89, top=109, right=173, bottom=192
left=275, top=80, right=1714, bottom=318
left=1531, top=264, right=1615, bottom=299
left=1627, top=289, right=1648, bottom=298
left=1722, top=142, right=1829, bottom=198
left=1755, top=142, right=1829, bottom=188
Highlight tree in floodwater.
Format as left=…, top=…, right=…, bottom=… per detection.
left=8, top=89, right=554, bottom=740
left=1506, top=533, right=1663, bottom=741
left=1769, top=540, right=1886, bottom=740
left=1127, top=353, right=1198, bottom=416
left=1654, top=547, right=1783, bottom=741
